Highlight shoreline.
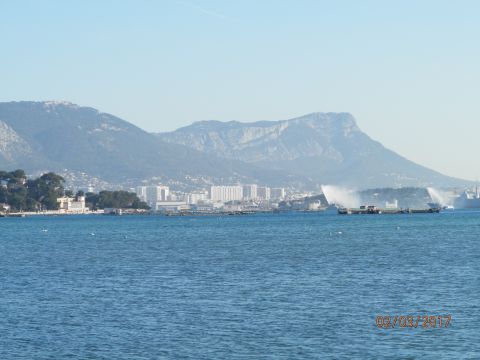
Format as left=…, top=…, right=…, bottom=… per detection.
left=1, top=208, right=456, bottom=218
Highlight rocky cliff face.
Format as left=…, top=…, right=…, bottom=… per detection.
left=0, top=120, right=32, bottom=162
left=157, top=113, right=360, bottom=163
left=0, top=101, right=300, bottom=188
left=0, top=102, right=469, bottom=189
left=158, top=112, right=467, bottom=188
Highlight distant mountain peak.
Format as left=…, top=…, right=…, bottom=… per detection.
left=158, top=112, right=466, bottom=188
left=5, top=100, right=100, bottom=115
left=185, top=112, right=358, bottom=131
left=43, top=100, right=79, bottom=108
left=0, top=101, right=298, bottom=189
left=0, top=102, right=469, bottom=189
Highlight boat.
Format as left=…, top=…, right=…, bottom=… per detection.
left=338, top=205, right=440, bottom=215
left=428, top=202, right=454, bottom=211
left=454, top=186, right=480, bottom=209
left=406, top=208, right=441, bottom=214
left=338, top=205, right=391, bottom=215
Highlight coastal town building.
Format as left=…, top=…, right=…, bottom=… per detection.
left=135, top=186, right=147, bottom=201
left=257, top=186, right=271, bottom=200
left=270, top=187, right=286, bottom=200
left=223, top=203, right=243, bottom=212
left=153, top=201, right=189, bottom=212
left=136, top=185, right=170, bottom=207
left=242, top=184, right=258, bottom=200
left=57, top=195, right=88, bottom=213
left=187, top=191, right=208, bottom=204
left=210, top=185, right=243, bottom=202
left=168, top=192, right=186, bottom=202
left=191, top=201, right=224, bottom=212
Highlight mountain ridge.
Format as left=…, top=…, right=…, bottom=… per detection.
left=0, top=101, right=303, bottom=189
left=157, top=112, right=468, bottom=188
left=0, top=101, right=470, bottom=189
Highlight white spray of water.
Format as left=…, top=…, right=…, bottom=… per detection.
left=321, top=185, right=360, bottom=208
left=426, top=187, right=451, bottom=207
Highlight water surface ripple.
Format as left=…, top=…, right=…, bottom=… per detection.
left=1, top=212, right=479, bottom=359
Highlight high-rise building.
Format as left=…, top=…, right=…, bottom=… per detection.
left=187, top=191, right=208, bottom=204
left=257, top=186, right=271, bottom=200
left=270, top=187, right=286, bottom=200
left=136, top=186, right=147, bottom=202
left=136, top=186, right=170, bottom=206
left=210, top=186, right=243, bottom=202
left=242, top=184, right=258, bottom=200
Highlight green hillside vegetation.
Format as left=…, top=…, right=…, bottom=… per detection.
left=85, top=190, right=149, bottom=210
left=0, top=170, right=64, bottom=211
left=0, top=169, right=149, bottom=212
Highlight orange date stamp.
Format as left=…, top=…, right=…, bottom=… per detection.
left=375, top=315, right=451, bottom=329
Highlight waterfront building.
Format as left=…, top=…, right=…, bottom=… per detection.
left=191, top=202, right=224, bottom=212
left=210, top=185, right=243, bottom=202
left=257, top=186, right=271, bottom=200
left=169, top=192, right=188, bottom=202
left=187, top=191, right=208, bottom=204
left=270, top=187, right=285, bottom=200
left=136, top=186, right=170, bottom=207
left=224, top=203, right=243, bottom=212
left=135, top=186, right=147, bottom=202
left=57, top=195, right=88, bottom=213
left=153, top=201, right=189, bottom=212
left=242, top=184, right=258, bottom=200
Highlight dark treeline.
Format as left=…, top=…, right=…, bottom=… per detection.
left=0, top=169, right=149, bottom=212
left=0, top=170, right=64, bottom=211
left=85, top=191, right=149, bottom=210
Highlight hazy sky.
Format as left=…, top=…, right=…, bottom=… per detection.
left=1, top=0, right=479, bottom=180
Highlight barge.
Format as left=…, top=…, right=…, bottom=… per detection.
left=338, top=205, right=441, bottom=215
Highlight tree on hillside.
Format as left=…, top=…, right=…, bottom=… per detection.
left=1, top=169, right=149, bottom=212
left=86, top=190, right=149, bottom=210
left=27, top=172, right=65, bottom=210
left=7, top=187, right=27, bottom=211
left=10, top=169, right=26, bottom=181
left=0, top=187, right=8, bottom=204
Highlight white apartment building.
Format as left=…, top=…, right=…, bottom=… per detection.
left=136, top=186, right=170, bottom=207
left=270, top=187, right=286, bottom=200
left=57, top=196, right=88, bottom=213
left=135, top=186, right=147, bottom=201
left=154, top=201, right=189, bottom=212
left=210, top=185, right=243, bottom=202
left=187, top=191, right=208, bottom=204
left=257, top=186, right=271, bottom=200
left=242, top=184, right=258, bottom=200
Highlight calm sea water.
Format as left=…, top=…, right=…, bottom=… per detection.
left=1, top=211, right=479, bottom=359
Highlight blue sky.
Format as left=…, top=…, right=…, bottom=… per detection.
left=1, top=0, right=479, bottom=180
